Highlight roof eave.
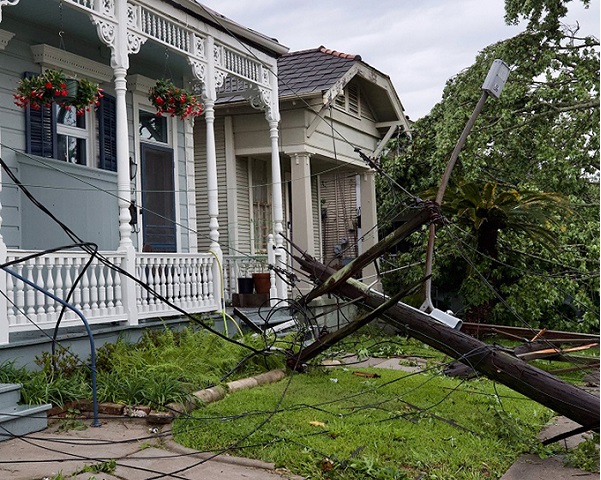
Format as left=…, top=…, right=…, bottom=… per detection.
left=172, top=1, right=290, bottom=56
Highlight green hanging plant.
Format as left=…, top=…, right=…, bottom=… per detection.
left=148, top=79, right=203, bottom=120
left=69, top=77, right=103, bottom=116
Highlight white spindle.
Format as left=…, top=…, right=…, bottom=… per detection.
left=166, top=259, right=174, bottom=302
left=90, top=258, right=99, bottom=311
left=207, top=257, right=214, bottom=305
left=35, top=257, right=45, bottom=315
left=159, top=257, right=167, bottom=304
left=15, top=263, right=25, bottom=324
left=25, top=263, right=35, bottom=316
left=6, top=270, right=15, bottom=324
left=80, top=257, right=91, bottom=312
left=98, top=261, right=107, bottom=314
left=45, top=256, right=56, bottom=314
left=113, top=266, right=123, bottom=309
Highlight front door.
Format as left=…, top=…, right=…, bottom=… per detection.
left=140, top=143, right=176, bottom=252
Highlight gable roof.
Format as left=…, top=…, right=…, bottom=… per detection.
left=278, top=46, right=361, bottom=97
left=217, top=45, right=409, bottom=127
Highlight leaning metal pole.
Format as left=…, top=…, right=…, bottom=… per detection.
left=422, top=59, right=510, bottom=311
left=3, top=267, right=101, bottom=427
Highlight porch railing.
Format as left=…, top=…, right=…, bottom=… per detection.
left=135, top=252, right=217, bottom=319
left=5, top=250, right=127, bottom=332
left=2, top=249, right=219, bottom=341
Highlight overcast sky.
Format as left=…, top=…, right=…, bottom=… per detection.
left=199, top=0, right=599, bottom=119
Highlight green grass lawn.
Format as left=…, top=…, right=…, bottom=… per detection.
left=174, top=365, right=555, bottom=479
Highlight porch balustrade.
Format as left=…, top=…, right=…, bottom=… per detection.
left=5, top=250, right=127, bottom=331
left=2, top=249, right=219, bottom=340
left=135, top=252, right=217, bottom=318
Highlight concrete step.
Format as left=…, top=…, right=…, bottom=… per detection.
left=0, top=383, right=22, bottom=411
left=0, top=383, right=52, bottom=442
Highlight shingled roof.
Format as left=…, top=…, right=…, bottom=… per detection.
left=277, top=46, right=361, bottom=97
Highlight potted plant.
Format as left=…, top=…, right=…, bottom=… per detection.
left=237, top=263, right=254, bottom=295
left=148, top=79, right=203, bottom=120
left=68, top=77, right=103, bottom=116
left=13, top=69, right=69, bottom=110
left=14, top=70, right=102, bottom=115
left=252, top=270, right=271, bottom=294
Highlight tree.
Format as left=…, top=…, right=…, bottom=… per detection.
left=377, top=0, right=599, bottom=332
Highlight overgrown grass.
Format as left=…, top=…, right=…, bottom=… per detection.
left=0, top=325, right=285, bottom=409
left=174, top=366, right=556, bottom=479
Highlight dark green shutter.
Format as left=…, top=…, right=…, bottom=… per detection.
left=24, top=73, right=56, bottom=158
left=98, top=93, right=117, bottom=172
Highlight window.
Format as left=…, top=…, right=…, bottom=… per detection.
left=25, top=76, right=117, bottom=172
left=56, top=106, right=88, bottom=165
left=139, top=110, right=168, bottom=143
left=251, top=159, right=271, bottom=253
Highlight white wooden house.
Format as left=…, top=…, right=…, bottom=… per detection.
left=0, top=0, right=287, bottom=349
left=202, top=46, right=411, bottom=294
left=0, top=1, right=411, bottom=355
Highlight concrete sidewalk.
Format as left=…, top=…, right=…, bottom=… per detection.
left=0, top=417, right=303, bottom=480
left=500, top=416, right=599, bottom=480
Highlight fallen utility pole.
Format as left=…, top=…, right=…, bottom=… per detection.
left=292, top=253, right=600, bottom=431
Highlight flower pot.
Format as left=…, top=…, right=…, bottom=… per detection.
left=252, top=272, right=271, bottom=294
left=237, top=277, right=254, bottom=294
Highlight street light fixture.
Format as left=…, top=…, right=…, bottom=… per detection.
left=421, top=59, right=510, bottom=320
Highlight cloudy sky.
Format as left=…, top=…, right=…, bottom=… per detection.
left=199, top=0, right=599, bottom=119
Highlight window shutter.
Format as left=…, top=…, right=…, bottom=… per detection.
left=24, top=73, right=56, bottom=158
left=348, top=83, right=360, bottom=115
left=98, top=93, right=117, bottom=172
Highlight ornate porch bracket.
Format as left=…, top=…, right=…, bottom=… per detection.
left=0, top=0, right=20, bottom=24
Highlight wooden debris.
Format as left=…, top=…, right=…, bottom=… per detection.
left=352, top=371, right=381, bottom=378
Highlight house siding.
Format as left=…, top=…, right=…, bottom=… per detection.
left=236, top=157, right=251, bottom=254
left=312, top=175, right=321, bottom=261
left=194, top=116, right=228, bottom=253
left=0, top=16, right=124, bottom=250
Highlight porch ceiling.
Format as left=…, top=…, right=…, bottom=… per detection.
left=7, top=0, right=99, bottom=52
left=6, top=0, right=191, bottom=80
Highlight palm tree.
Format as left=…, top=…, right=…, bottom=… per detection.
left=436, top=180, right=570, bottom=259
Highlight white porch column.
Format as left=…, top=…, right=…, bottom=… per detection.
left=204, top=100, right=221, bottom=258
left=359, top=170, right=381, bottom=291
left=114, top=67, right=132, bottom=249
left=268, top=119, right=287, bottom=300
left=290, top=152, right=315, bottom=294
left=201, top=35, right=223, bottom=309
left=100, top=0, right=142, bottom=325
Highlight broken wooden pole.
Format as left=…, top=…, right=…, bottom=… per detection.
left=303, top=202, right=441, bottom=303
left=293, top=254, right=600, bottom=430
left=292, top=276, right=429, bottom=367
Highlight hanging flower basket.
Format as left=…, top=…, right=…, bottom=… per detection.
left=14, top=70, right=103, bottom=116
left=148, top=79, right=203, bottom=120
left=14, top=69, right=69, bottom=110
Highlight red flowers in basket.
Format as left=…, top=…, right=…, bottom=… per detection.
left=149, top=79, right=203, bottom=120
left=14, top=70, right=103, bottom=116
